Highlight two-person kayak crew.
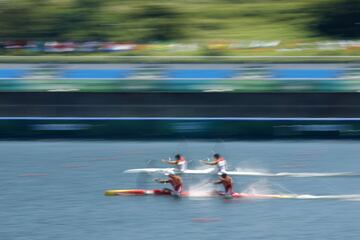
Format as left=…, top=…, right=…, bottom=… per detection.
left=153, top=171, right=233, bottom=197
left=214, top=172, right=233, bottom=196
left=161, top=154, right=187, bottom=173
left=201, top=153, right=227, bottom=173
left=154, top=171, right=183, bottom=196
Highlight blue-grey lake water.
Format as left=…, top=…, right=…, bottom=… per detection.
left=2, top=140, right=360, bottom=240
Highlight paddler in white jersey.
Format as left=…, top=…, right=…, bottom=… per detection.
left=201, top=153, right=227, bottom=173
left=161, top=154, right=187, bottom=173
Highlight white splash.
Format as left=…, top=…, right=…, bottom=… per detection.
left=188, top=180, right=215, bottom=197
left=241, top=180, right=360, bottom=201
left=242, top=179, right=278, bottom=195
left=293, top=194, right=360, bottom=201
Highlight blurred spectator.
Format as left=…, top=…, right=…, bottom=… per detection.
left=3, top=40, right=28, bottom=49
left=44, top=42, right=76, bottom=53
left=99, top=43, right=137, bottom=52
left=76, top=42, right=101, bottom=52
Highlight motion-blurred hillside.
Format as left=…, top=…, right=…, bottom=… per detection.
left=0, top=0, right=359, bottom=58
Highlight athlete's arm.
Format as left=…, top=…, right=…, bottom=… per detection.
left=154, top=178, right=170, bottom=184
left=213, top=179, right=224, bottom=185
left=161, top=159, right=178, bottom=165
left=168, top=160, right=179, bottom=165
left=201, top=160, right=218, bottom=165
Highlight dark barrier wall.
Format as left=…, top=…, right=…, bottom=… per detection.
left=1, top=92, right=360, bottom=117
left=1, top=118, right=360, bottom=139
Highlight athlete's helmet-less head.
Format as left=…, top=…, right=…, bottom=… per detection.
left=213, top=153, right=221, bottom=159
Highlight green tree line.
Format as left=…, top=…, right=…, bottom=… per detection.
left=0, top=0, right=358, bottom=42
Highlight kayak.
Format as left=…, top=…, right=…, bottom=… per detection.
left=124, top=167, right=355, bottom=178
left=124, top=168, right=215, bottom=175
left=104, top=189, right=294, bottom=199
left=105, top=189, right=188, bottom=197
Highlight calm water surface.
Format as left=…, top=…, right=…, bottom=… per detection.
left=2, top=140, right=360, bottom=240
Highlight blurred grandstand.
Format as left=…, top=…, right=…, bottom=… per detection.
left=1, top=40, right=359, bottom=57
left=0, top=64, right=359, bottom=92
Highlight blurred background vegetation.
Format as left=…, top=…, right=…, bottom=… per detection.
left=0, top=0, right=358, bottom=42
left=0, top=0, right=358, bottom=60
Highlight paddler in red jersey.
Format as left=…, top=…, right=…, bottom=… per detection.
left=161, top=154, right=187, bottom=173
left=154, top=171, right=183, bottom=196
left=214, top=173, right=233, bottom=196
left=201, top=153, right=227, bottom=173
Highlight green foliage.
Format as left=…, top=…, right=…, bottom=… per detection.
left=0, top=0, right=113, bottom=41
left=0, top=0, right=358, bottom=42
left=310, top=0, right=360, bottom=39
left=129, top=5, right=186, bottom=42
left=0, top=0, right=37, bottom=40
